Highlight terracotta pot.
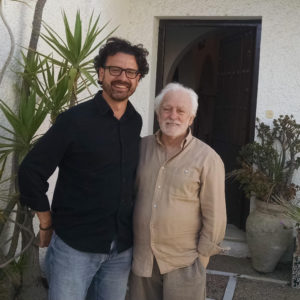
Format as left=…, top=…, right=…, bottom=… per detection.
left=246, top=200, right=294, bottom=273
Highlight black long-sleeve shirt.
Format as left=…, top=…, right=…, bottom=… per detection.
left=18, top=91, right=142, bottom=253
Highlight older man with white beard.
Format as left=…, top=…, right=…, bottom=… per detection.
left=128, top=82, right=227, bottom=300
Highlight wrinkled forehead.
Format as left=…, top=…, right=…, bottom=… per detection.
left=161, top=90, right=193, bottom=110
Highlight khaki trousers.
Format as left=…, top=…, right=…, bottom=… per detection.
left=128, top=258, right=206, bottom=300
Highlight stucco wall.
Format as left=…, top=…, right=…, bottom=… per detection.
left=0, top=1, right=300, bottom=261
left=123, top=0, right=300, bottom=202
left=0, top=0, right=130, bottom=125
left=3, top=1, right=299, bottom=138
left=124, top=0, right=300, bottom=135
left=1, top=0, right=300, bottom=196
left=0, top=0, right=132, bottom=197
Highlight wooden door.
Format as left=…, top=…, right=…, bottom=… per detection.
left=212, top=29, right=256, bottom=228
left=155, top=20, right=261, bottom=229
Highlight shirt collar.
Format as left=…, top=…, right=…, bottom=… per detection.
left=155, top=128, right=193, bottom=149
left=94, top=90, right=135, bottom=120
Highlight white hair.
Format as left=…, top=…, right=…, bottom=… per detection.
left=154, top=82, right=199, bottom=116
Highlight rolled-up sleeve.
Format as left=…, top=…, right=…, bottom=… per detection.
left=197, top=154, right=227, bottom=257
left=18, top=112, right=73, bottom=211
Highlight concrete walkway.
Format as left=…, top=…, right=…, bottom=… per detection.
left=206, top=255, right=299, bottom=300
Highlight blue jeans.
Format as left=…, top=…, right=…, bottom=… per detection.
left=45, top=233, right=132, bottom=300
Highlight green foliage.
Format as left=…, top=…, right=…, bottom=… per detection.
left=16, top=51, right=47, bottom=95
left=38, top=10, right=117, bottom=107
left=229, top=115, right=300, bottom=202
left=274, top=195, right=300, bottom=233
left=40, top=61, right=71, bottom=123
left=0, top=90, right=49, bottom=164
left=0, top=9, right=115, bottom=274
left=0, top=8, right=116, bottom=176
left=0, top=10, right=115, bottom=170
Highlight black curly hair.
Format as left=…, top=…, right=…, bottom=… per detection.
left=94, top=37, right=149, bottom=83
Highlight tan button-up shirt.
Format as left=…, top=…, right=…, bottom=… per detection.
left=132, top=130, right=226, bottom=277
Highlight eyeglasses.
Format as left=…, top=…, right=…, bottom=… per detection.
left=103, top=66, right=140, bottom=79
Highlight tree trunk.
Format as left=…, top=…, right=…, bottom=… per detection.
left=1, top=0, right=47, bottom=298
left=20, top=0, right=47, bottom=99
left=0, top=252, right=21, bottom=300
left=17, top=0, right=48, bottom=296
left=16, top=210, right=47, bottom=300
left=11, top=0, right=48, bottom=299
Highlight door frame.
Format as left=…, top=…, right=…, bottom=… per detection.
left=155, top=19, right=262, bottom=227
left=155, top=19, right=261, bottom=143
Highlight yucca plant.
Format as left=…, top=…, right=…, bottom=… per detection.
left=0, top=87, right=48, bottom=272
left=16, top=51, right=47, bottom=96
left=17, top=52, right=79, bottom=124
left=38, top=10, right=117, bottom=106
left=0, top=191, right=35, bottom=269
left=0, top=5, right=115, bottom=299
left=0, top=1, right=48, bottom=298
left=0, top=89, right=49, bottom=164
left=38, top=60, right=71, bottom=123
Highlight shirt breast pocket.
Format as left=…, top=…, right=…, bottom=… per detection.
left=167, top=167, right=200, bottom=201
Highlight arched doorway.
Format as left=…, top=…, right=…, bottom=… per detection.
left=154, top=19, right=261, bottom=229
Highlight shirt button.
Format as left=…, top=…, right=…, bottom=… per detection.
left=158, top=185, right=161, bottom=189
left=153, top=204, right=157, bottom=208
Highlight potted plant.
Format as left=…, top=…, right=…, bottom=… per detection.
left=229, top=115, right=300, bottom=272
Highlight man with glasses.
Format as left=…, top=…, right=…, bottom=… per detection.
left=18, top=37, right=149, bottom=300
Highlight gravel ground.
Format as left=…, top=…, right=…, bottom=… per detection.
left=206, top=255, right=300, bottom=300
left=208, top=255, right=292, bottom=281
left=206, top=274, right=228, bottom=300
left=126, top=255, right=299, bottom=300
left=232, top=278, right=300, bottom=300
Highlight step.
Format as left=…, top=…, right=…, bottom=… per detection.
left=221, top=224, right=249, bottom=258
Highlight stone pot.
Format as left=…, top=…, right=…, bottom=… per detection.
left=246, top=200, right=294, bottom=273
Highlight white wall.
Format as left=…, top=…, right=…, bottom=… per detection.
left=1, top=0, right=300, bottom=193
left=1, top=1, right=300, bottom=259
left=2, top=0, right=300, bottom=138
left=124, top=0, right=300, bottom=135
left=122, top=0, right=300, bottom=194
left=0, top=0, right=131, bottom=197
left=0, top=0, right=130, bottom=121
